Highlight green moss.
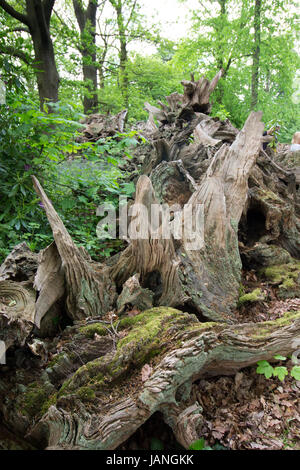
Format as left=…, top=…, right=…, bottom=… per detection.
left=80, top=323, right=108, bottom=338
left=58, top=378, right=72, bottom=397
left=40, top=393, right=57, bottom=416
left=76, top=386, right=96, bottom=402
left=262, top=263, right=300, bottom=284
left=239, top=284, right=245, bottom=297
left=19, top=382, right=50, bottom=418
left=183, top=322, right=217, bottom=332
left=59, top=307, right=200, bottom=398
left=281, top=278, right=296, bottom=289
left=250, top=311, right=300, bottom=339
left=238, top=288, right=265, bottom=306
left=257, top=188, right=282, bottom=203
left=260, top=262, right=300, bottom=299
left=47, top=353, right=64, bottom=368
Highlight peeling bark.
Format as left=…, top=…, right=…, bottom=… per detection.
left=0, top=73, right=299, bottom=451
left=18, top=309, right=300, bottom=450
left=32, top=176, right=117, bottom=321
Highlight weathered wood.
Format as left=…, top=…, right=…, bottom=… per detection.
left=181, top=69, right=224, bottom=113
left=32, top=176, right=117, bottom=321
left=76, top=110, right=128, bottom=142
left=0, top=281, right=35, bottom=354
left=16, top=308, right=300, bottom=450
left=34, top=242, right=65, bottom=329
left=193, top=123, right=221, bottom=146
left=117, top=274, right=154, bottom=313
left=113, top=112, right=265, bottom=322
left=0, top=243, right=38, bottom=282
left=1, top=72, right=300, bottom=452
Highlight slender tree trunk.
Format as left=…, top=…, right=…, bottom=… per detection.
left=82, top=48, right=98, bottom=114
left=73, top=0, right=99, bottom=115
left=0, top=0, right=60, bottom=110
left=26, top=0, right=59, bottom=109
left=110, top=0, right=129, bottom=109
left=214, top=0, right=227, bottom=103
left=99, top=46, right=108, bottom=89
left=251, top=0, right=261, bottom=110
left=119, top=40, right=129, bottom=108
left=30, top=29, right=59, bottom=107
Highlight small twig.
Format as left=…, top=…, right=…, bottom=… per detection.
left=260, top=149, right=291, bottom=176
left=85, top=316, right=120, bottom=350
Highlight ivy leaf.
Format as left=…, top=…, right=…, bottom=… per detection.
left=274, top=355, right=287, bottom=361
left=273, top=366, right=288, bottom=382
left=256, top=360, right=274, bottom=379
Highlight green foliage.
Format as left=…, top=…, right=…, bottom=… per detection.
left=256, top=355, right=300, bottom=382
left=290, top=366, right=300, bottom=381
left=189, top=438, right=212, bottom=451
left=0, top=88, right=138, bottom=262
left=211, top=104, right=231, bottom=122
left=0, top=0, right=299, bottom=263
left=174, top=0, right=300, bottom=136
left=189, top=438, right=227, bottom=450
left=256, top=360, right=274, bottom=379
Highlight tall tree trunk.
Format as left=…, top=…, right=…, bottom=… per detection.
left=110, top=0, right=129, bottom=109
left=212, top=0, right=227, bottom=104
left=119, top=39, right=129, bottom=109
left=0, top=0, right=59, bottom=110
left=73, top=0, right=99, bottom=114
left=30, top=29, right=59, bottom=107
left=99, top=46, right=108, bottom=89
left=251, top=0, right=261, bottom=110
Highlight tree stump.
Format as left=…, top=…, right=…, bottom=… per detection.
left=0, top=71, right=299, bottom=450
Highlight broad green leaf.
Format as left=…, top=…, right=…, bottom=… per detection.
left=290, top=366, right=300, bottom=381
left=274, top=355, right=287, bottom=361
left=256, top=360, right=274, bottom=379
left=273, top=367, right=288, bottom=382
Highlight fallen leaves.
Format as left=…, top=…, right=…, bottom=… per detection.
left=193, top=366, right=300, bottom=450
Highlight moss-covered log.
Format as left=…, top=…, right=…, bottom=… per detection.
left=1, top=308, right=299, bottom=450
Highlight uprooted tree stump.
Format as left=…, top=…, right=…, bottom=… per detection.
left=0, top=70, right=299, bottom=450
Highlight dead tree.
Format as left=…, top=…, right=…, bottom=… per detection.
left=0, top=71, right=299, bottom=450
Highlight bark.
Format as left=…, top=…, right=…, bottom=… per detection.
left=0, top=72, right=299, bottom=450
left=251, top=0, right=262, bottom=110
left=112, top=111, right=264, bottom=323
left=31, top=176, right=117, bottom=322
left=76, top=109, right=128, bottom=142
left=26, top=0, right=59, bottom=108
left=109, top=0, right=136, bottom=110
left=73, top=0, right=99, bottom=114
left=0, top=0, right=59, bottom=109
left=1, top=308, right=299, bottom=450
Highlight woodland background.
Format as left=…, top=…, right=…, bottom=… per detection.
left=0, top=0, right=299, bottom=263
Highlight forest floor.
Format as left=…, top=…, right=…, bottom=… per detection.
left=120, top=269, right=300, bottom=451
left=120, top=367, right=299, bottom=451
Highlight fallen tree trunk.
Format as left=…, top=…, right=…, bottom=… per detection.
left=1, top=308, right=299, bottom=450
left=0, top=70, right=299, bottom=450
